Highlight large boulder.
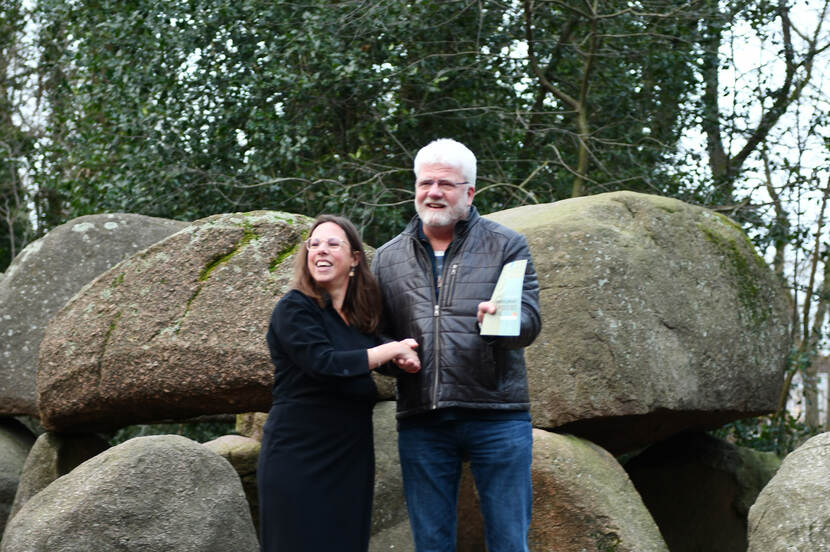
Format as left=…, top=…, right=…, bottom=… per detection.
left=0, top=214, right=187, bottom=416
left=371, top=400, right=411, bottom=544
left=203, top=434, right=260, bottom=536
left=485, top=192, right=789, bottom=452
left=371, top=520, right=414, bottom=552
left=625, top=431, right=780, bottom=552
left=458, top=429, right=668, bottom=551
left=747, top=432, right=830, bottom=551
left=0, top=420, right=35, bottom=537
left=37, top=211, right=312, bottom=431
left=236, top=412, right=269, bottom=441
left=7, top=432, right=110, bottom=523
left=0, top=435, right=258, bottom=552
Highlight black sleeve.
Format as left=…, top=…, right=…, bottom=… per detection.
left=370, top=251, right=393, bottom=337
left=268, top=291, right=370, bottom=380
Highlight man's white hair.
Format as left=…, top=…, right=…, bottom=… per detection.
left=413, top=138, right=477, bottom=188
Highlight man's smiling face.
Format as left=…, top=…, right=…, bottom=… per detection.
left=414, top=163, right=474, bottom=228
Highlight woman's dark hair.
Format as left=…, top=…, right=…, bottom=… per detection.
left=292, top=214, right=381, bottom=334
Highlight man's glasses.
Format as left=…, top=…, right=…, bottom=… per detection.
left=306, top=237, right=348, bottom=251
left=416, top=180, right=468, bottom=191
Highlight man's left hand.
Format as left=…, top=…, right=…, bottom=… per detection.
left=476, top=301, right=497, bottom=324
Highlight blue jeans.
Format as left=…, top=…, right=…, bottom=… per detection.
left=398, top=419, right=533, bottom=552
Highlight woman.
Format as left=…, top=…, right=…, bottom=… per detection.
left=257, top=214, right=419, bottom=552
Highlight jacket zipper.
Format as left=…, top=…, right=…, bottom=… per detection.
left=415, top=235, right=461, bottom=410
left=432, top=257, right=458, bottom=408
left=412, top=236, right=442, bottom=410
left=431, top=251, right=445, bottom=409
left=441, top=263, right=459, bottom=307
left=431, top=302, right=440, bottom=408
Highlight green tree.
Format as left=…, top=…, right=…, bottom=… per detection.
left=0, top=0, right=35, bottom=270
left=25, top=0, right=718, bottom=246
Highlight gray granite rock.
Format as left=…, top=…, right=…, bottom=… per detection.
left=1, top=435, right=257, bottom=552
left=6, top=432, right=109, bottom=523
left=485, top=192, right=789, bottom=452
left=458, top=429, right=668, bottom=551
left=0, top=420, right=34, bottom=538
left=202, top=434, right=260, bottom=536
left=37, top=211, right=312, bottom=431
left=0, top=214, right=186, bottom=416
left=747, top=431, right=830, bottom=551
left=372, top=400, right=411, bottom=540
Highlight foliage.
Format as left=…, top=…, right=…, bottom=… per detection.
left=712, top=413, right=817, bottom=457
left=14, top=0, right=736, bottom=250
left=713, top=346, right=825, bottom=456
left=0, top=1, right=822, bottom=257
left=0, top=0, right=35, bottom=270
left=108, top=418, right=236, bottom=446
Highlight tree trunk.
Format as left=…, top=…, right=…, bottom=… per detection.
left=826, top=361, right=830, bottom=431
left=806, top=259, right=830, bottom=427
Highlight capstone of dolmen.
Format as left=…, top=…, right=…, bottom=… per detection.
left=485, top=192, right=789, bottom=452
left=37, top=211, right=312, bottom=431
left=747, top=431, right=830, bottom=551
left=0, top=214, right=187, bottom=416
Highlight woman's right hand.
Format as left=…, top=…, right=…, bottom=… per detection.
left=394, top=338, right=420, bottom=373
left=368, top=339, right=420, bottom=372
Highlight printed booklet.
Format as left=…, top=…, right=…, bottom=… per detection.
left=479, top=259, right=527, bottom=336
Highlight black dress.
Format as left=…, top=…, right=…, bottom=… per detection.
left=257, top=290, right=379, bottom=552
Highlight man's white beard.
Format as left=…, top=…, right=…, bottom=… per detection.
left=416, top=199, right=469, bottom=228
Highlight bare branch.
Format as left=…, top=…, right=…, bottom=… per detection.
left=523, top=0, right=580, bottom=110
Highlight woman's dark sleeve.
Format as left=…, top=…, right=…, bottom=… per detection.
left=373, top=335, right=406, bottom=378
left=268, top=292, right=370, bottom=380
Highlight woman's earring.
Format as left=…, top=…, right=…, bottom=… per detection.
left=349, top=267, right=355, bottom=277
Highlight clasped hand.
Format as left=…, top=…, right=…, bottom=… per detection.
left=389, top=303, right=496, bottom=374
left=393, top=338, right=421, bottom=373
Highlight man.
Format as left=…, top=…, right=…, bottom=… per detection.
left=372, top=138, right=541, bottom=552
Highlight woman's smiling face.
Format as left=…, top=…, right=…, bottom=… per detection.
left=306, top=221, right=359, bottom=294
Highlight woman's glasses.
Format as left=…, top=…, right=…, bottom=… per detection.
left=306, top=237, right=348, bottom=251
